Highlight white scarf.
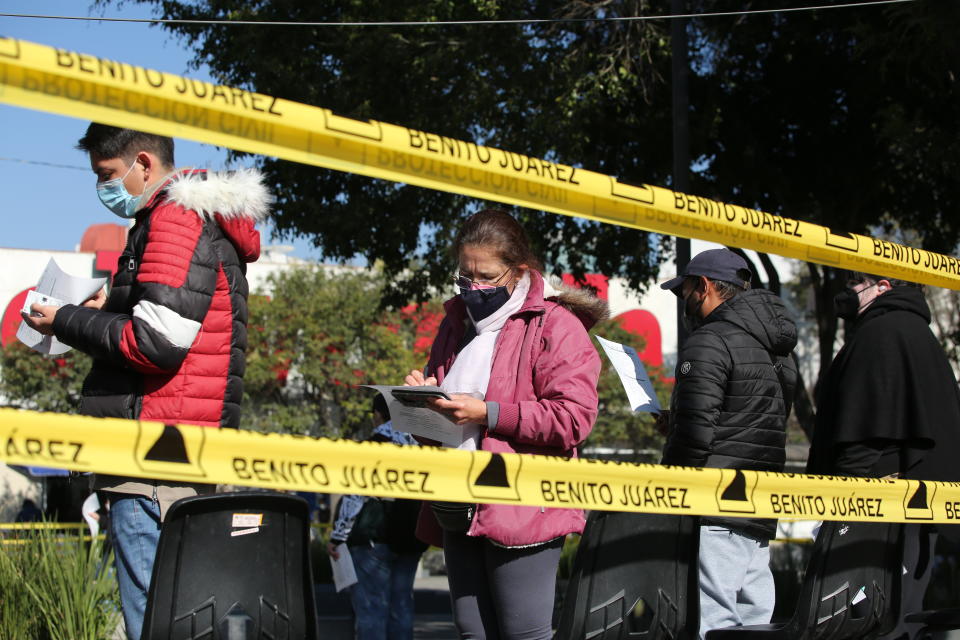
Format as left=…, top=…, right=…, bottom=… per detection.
left=441, top=272, right=532, bottom=449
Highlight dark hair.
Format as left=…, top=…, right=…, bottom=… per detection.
left=712, top=277, right=749, bottom=300
left=76, top=123, right=175, bottom=168
left=372, top=393, right=390, bottom=420
left=685, top=275, right=749, bottom=301
left=453, top=208, right=543, bottom=271
left=847, top=271, right=922, bottom=290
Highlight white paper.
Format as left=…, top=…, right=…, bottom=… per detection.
left=330, top=544, right=358, bottom=592
left=82, top=492, right=100, bottom=540
left=17, top=258, right=108, bottom=355
left=596, top=335, right=662, bottom=413
left=362, top=385, right=468, bottom=446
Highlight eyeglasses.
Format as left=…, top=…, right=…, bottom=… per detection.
left=453, top=267, right=511, bottom=290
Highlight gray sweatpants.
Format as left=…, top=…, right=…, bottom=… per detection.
left=698, top=525, right=774, bottom=638
left=443, top=531, right=563, bottom=640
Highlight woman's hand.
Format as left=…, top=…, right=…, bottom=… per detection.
left=404, top=369, right=438, bottom=387
left=434, top=394, right=488, bottom=425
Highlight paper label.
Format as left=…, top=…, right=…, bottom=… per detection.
left=231, top=513, right=263, bottom=528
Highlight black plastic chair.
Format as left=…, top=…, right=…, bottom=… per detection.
left=142, top=491, right=319, bottom=640
left=554, top=512, right=700, bottom=640
left=903, top=608, right=960, bottom=635
left=706, top=521, right=904, bottom=640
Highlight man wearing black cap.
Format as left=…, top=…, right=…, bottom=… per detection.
left=659, top=248, right=798, bottom=638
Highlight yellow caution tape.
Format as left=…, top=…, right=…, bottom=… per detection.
left=0, top=522, right=87, bottom=530
left=1, top=535, right=105, bottom=546
left=1, top=37, right=958, bottom=289
left=3, top=408, right=960, bottom=524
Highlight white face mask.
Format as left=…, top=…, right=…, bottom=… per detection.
left=96, top=160, right=141, bottom=219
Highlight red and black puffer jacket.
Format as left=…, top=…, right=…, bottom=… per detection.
left=53, top=169, right=270, bottom=428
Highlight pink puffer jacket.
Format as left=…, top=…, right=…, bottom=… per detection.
left=419, top=270, right=606, bottom=547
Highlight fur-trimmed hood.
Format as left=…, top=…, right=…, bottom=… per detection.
left=154, top=168, right=271, bottom=264
left=541, top=276, right=610, bottom=330
left=166, top=168, right=272, bottom=222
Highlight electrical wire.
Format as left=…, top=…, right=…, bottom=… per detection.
left=0, top=156, right=88, bottom=171
left=0, top=0, right=916, bottom=28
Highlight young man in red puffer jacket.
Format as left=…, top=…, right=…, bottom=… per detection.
left=22, top=123, right=270, bottom=640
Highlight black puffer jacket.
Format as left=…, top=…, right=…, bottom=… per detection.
left=662, top=288, right=798, bottom=539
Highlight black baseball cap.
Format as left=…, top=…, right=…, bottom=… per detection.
left=660, top=248, right=750, bottom=294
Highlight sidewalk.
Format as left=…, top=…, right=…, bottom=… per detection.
left=315, top=573, right=456, bottom=639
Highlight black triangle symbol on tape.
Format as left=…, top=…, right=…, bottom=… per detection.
left=144, top=425, right=190, bottom=464
left=474, top=454, right=510, bottom=488
left=720, top=470, right=749, bottom=502
left=907, top=482, right=929, bottom=510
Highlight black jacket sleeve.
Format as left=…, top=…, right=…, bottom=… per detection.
left=662, top=328, right=732, bottom=466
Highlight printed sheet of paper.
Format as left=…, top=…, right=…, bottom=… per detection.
left=596, top=335, right=662, bottom=414
left=362, top=385, right=467, bottom=446
left=330, top=544, right=358, bottom=593
left=17, top=258, right=108, bottom=355
left=82, top=492, right=101, bottom=540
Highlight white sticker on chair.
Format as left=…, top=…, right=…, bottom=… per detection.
left=232, top=513, right=263, bottom=528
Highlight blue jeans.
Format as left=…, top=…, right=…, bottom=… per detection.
left=350, top=542, right=422, bottom=640
left=698, top=526, right=773, bottom=639
left=108, top=494, right=161, bottom=640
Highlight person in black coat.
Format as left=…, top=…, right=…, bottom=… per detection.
left=660, top=248, right=798, bottom=639
left=808, top=271, right=960, bottom=640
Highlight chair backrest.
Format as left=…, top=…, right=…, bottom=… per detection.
left=142, top=491, right=319, bottom=640
left=555, top=512, right=700, bottom=640
left=781, top=520, right=903, bottom=640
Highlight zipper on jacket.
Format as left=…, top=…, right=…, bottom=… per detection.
left=151, top=484, right=158, bottom=506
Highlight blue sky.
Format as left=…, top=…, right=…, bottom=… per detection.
left=0, top=2, right=322, bottom=258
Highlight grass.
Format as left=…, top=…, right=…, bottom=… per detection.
left=0, top=524, right=120, bottom=640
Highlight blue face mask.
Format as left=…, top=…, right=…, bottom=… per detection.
left=96, top=160, right=142, bottom=219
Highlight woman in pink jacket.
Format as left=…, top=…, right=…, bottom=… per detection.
left=405, top=208, right=606, bottom=639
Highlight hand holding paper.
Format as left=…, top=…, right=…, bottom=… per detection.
left=329, top=543, right=358, bottom=592
left=82, top=287, right=107, bottom=310
left=596, top=335, right=662, bottom=414
left=363, top=384, right=474, bottom=446
left=17, top=258, right=108, bottom=355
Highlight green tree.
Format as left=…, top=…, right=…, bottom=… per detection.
left=0, top=343, right=90, bottom=412
left=97, top=0, right=676, bottom=303
left=687, top=0, right=960, bottom=383
left=243, top=265, right=421, bottom=437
